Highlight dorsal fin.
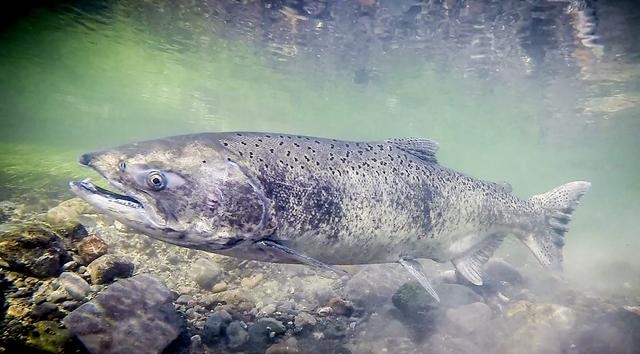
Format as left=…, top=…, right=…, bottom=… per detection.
left=487, top=181, right=512, bottom=193
left=386, top=138, right=439, bottom=164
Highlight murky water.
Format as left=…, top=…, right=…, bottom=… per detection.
left=1, top=1, right=639, bottom=353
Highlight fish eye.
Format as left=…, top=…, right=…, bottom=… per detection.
left=146, top=171, right=166, bottom=191
left=118, top=161, right=126, bottom=171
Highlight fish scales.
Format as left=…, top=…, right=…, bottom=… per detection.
left=217, top=132, right=530, bottom=264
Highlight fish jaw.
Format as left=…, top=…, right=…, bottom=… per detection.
left=69, top=178, right=166, bottom=234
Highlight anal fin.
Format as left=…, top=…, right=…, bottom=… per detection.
left=452, top=235, right=505, bottom=286
left=255, top=240, right=347, bottom=277
left=399, top=258, right=440, bottom=302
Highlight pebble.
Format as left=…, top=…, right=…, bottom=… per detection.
left=259, top=304, right=278, bottom=317
left=247, top=318, right=286, bottom=351
left=176, top=295, right=193, bottom=305
left=445, top=302, right=492, bottom=333
left=87, top=254, right=135, bottom=284
left=7, top=303, right=31, bottom=318
left=202, top=310, right=232, bottom=343
left=226, top=321, right=249, bottom=349
left=30, top=302, right=61, bottom=320
left=77, top=235, right=109, bottom=265
left=47, top=288, right=70, bottom=303
left=241, top=273, right=264, bottom=289
left=316, top=306, right=333, bottom=317
left=192, top=258, right=223, bottom=290
left=188, top=334, right=206, bottom=353
left=61, top=300, right=80, bottom=311
left=61, top=260, right=76, bottom=270
left=211, top=282, right=228, bottom=293
left=32, top=280, right=55, bottom=304
left=59, top=271, right=91, bottom=301
left=254, top=317, right=286, bottom=336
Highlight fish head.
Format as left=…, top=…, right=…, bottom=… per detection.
left=70, top=135, right=274, bottom=251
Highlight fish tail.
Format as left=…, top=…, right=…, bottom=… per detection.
left=520, top=181, right=591, bottom=271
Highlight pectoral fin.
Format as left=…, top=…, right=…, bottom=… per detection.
left=452, top=235, right=505, bottom=285
left=399, top=258, right=440, bottom=302
left=255, top=240, right=347, bottom=277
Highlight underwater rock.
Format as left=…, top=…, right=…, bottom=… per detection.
left=46, top=288, right=71, bottom=303
left=0, top=200, right=16, bottom=223
left=211, top=281, right=228, bottom=293
left=483, top=259, right=524, bottom=285
left=214, top=289, right=255, bottom=313
left=249, top=317, right=286, bottom=339
left=571, top=309, right=640, bottom=354
left=30, top=302, right=62, bottom=321
left=445, top=302, right=492, bottom=334
left=188, top=335, right=206, bottom=354
left=63, top=274, right=183, bottom=354
left=192, top=258, right=223, bottom=289
left=225, top=321, right=249, bottom=349
left=499, top=322, right=568, bottom=354
left=265, top=337, right=300, bottom=354
left=0, top=223, right=68, bottom=277
left=76, top=235, right=108, bottom=265
left=246, top=317, right=287, bottom=352
left=45, top=198, right=93, bottom=229
left=86, top=254, right=134, bottom=284
left=259, top=303, right=278, bottom=317
left=392, top=282, right=483, bottom=319
left=344, top=264, right=410, bottom=304
left=327, top=297, right=355, bottom=317
left=6, top=298, right=31, bottom=319
left=58, top=272, right=91, bottom=301
left=202, top=309, right=232, bottom=344
left=505, top=301, right=576, bottom=330
left=241, top=273, right=264, bottom=289
left=392, top=282, right=438, bottom=319
left=294, top=311, right=317, bottom=332
left=26, top=320, right=74, bottom=353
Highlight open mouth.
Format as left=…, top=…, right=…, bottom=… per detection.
left=71, top=179, right=143, bottom=209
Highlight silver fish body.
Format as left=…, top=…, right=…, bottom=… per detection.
left=70, top=132, right=590, bottom=289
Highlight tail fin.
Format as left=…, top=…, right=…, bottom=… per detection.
left=522, top=181, right=591, bottom=271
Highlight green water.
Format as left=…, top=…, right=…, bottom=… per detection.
left=1, top=0, right=639, bottom=278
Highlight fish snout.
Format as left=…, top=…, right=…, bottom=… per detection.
left=79, top=152, right=94, bottom=166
